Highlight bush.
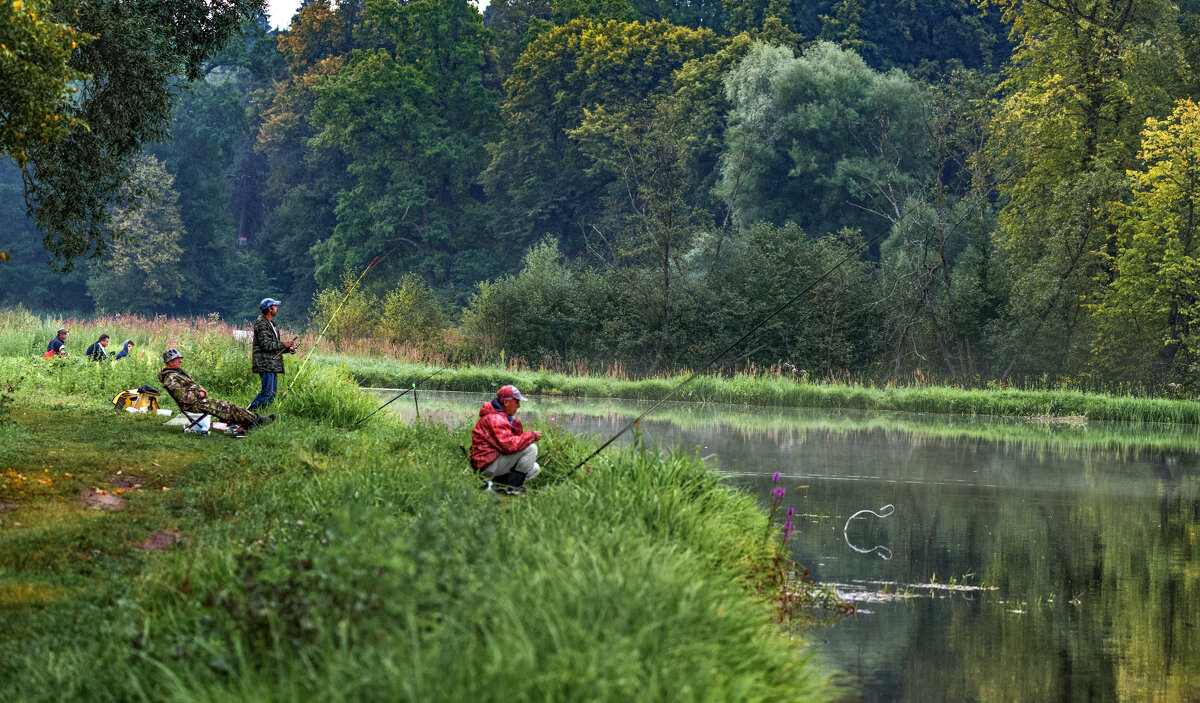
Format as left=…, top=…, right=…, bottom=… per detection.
left=375, top=273, right=448, bottom=346
left=310, top=271, right=379, bottom=348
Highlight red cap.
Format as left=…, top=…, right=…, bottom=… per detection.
left=497, top=385, right=526, bottom=401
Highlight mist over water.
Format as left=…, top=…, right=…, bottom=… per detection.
left=379, top=389, right=1200, bottom=701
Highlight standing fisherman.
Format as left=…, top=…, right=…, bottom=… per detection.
left=249, top=298, right=295, bottom=411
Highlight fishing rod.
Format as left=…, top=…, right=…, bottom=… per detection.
left=272, top=337, right=299, bottom=359
left=282, top=237, right=417, bottom=396
left=353, top=361, right=455, bottom=427
left=554, top=226, right=892, bottom=484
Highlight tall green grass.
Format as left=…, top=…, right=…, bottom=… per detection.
left=115, top=439, right=832, bottom=701
left=340, top=355, right=1200, bottom=425
left=0, top=309, right=375, bottom=424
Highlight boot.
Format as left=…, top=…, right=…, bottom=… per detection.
left=487, top=470, right=527, bottom=495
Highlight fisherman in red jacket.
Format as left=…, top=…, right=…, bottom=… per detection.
left=470, top=385, right=542, bottom=493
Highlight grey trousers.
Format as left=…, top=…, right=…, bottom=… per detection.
left=482, top=444, right=540, bottom=481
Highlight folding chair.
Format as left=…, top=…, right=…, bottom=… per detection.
left=165, top=394, right=211, bottom=433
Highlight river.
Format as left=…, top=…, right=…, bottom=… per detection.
left=375, top=388, right=1200, bottom=702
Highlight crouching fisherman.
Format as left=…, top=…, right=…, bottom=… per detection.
left=157, top=348, right=275, bottom=431
left=470, top=385, right=541, bottom=493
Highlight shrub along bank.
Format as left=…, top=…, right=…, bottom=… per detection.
left=0, top=324, right=835, bottom=701
left=339, top=355, right=1200, bottom=425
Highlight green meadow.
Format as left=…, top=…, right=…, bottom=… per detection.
left=0, top=311, right=836, bottom=701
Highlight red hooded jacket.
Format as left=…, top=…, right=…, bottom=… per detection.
left=470, top=400, right=539, bottom=469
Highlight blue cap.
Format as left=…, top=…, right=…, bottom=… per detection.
left=260, top=298, right=282, bottom=310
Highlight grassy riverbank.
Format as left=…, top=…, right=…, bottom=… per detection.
left=7, top=309, right=1200, bottom=424
left=337, top=355, right=1200, bottom=425
left=385, top=391, right=1200, bottom=457
left=0, top=315, right=836, bottom=701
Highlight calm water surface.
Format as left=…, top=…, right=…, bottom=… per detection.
left=377, top=389, right=1200, bottom=702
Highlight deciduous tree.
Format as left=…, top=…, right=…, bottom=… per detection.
left=16, top=0, right=264, bottom=269
left=986, top=0, right=1187, bottom=380
left=1092, top=99, right=1200, bottom=381
left=0, top=0, right=89, bottom=168
left=86, top=156, right=185, bottom=314
left=309, top=0, right=499, bottom=292
left=485, top=18, right=721, bottom=256
left=717, top=41, right=929, bottom=239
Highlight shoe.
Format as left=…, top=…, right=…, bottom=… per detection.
left=254, top=413, right=276, bottom=427
left=485, top=481, right=524, bottom=496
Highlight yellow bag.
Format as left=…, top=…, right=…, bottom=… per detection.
left=112, top=386, right=160, bottom=413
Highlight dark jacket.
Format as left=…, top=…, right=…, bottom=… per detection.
left=47, top=337, right=65, bottom=355
left=86, top=341, right=107, bottom=361
left=251, top=314, right=287, bottom=374
left=470, top=399, right=538, bottom=469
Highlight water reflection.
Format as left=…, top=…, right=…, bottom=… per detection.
left=376, top=390, right=1200, bottom=702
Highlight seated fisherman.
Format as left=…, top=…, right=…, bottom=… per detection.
left=470, top=385, right=542, bottom=490
left=86, top=334, right=110, bottom=361
left=157, top=348, right=275, bottom=430
left=113, top=339, right=134, bottom=361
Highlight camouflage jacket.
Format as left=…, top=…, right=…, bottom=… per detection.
left=158, top=367, right=208, bottom=408
left=251, top=314, right=287, bottom=374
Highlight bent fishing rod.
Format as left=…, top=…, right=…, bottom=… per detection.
left=555, top=226, right=892, bottom=484
left=353, top=361, right=455, bottom=427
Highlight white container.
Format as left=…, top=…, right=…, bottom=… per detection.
left=156, top=409, right=171, bottom=417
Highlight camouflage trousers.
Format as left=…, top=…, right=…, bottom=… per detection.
left=183, top=399, right=258, bottom=427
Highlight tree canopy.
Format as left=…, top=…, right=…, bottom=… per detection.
left=6, top=0, right=1200, bottom=390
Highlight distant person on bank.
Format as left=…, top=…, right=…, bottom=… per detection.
left=158, top=348, right=274, bottom=430
left=86, top=334, right=110, bottom=361
left=113, top=339, right=134, bottom=360
left=249, top=297, right=295, bottom=411
left=43, top=328, right=69, bottom=358
left=470, top=385, right=542, bottom=490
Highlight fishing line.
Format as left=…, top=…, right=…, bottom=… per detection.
left=556, top=226, right=892, bottom=482
left=283, top=238, right=415, bottom=396
left=843, top=504, right=895, bottom=560
left=284, top=256, right=381, bottom=394
left=353, top=361, right=455, bottom=427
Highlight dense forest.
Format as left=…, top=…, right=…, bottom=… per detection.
left=5, top=0, right=1200, bottom=388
